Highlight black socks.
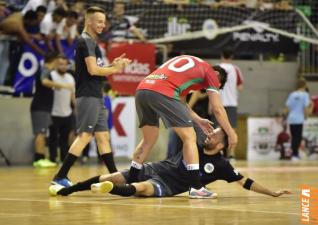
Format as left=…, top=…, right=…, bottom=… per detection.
left=100, top=152, right=118, bottom=173
left=110, top=184, right=137, bottom=197
left=58, top=176, right=100, bottom=196
left=55, top=153, right=78, bottom=179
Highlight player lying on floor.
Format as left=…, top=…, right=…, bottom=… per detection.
left=49, top=126, right=291, bottom=199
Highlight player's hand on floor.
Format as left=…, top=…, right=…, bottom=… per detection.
left=272, top=190, right=292, bottom=197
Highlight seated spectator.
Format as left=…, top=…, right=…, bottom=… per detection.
left=22, top=0, right=47, bottom=15
left=47, top=0, right=68, bottom=13
left=275, top=0, right=293, bottom=10
left=259, top=0, right=274, bottom=10
left=0, top=8, right=46, bottom=55
left=40, top=7, right=67, bottom=51
left=55, top=10, right=78, bottom=54
left=108, top=1, right=146, bottom=42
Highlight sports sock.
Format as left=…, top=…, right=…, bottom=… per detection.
left=100, top=152, right=118, bottom=173
left=57, top=176, right=100, bottom=196
left=34, top=153, right=45, bottom=161
left=186, top=164, right=202, bottom=189
left=110, top=184, right=136, bottom=197
left=127, top=161, right=142, bottom=183
left=55, top=153, right=78, bottom=179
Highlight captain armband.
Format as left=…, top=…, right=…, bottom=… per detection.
left=243, top=178, right=254, bottom=190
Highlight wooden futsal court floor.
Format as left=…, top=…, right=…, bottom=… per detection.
left=0, top=161, right=317, bottom=225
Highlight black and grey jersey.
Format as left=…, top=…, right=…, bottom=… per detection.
left=75, top=32, right=105, bottom=98
left=31, top=66, right=53, bottom=112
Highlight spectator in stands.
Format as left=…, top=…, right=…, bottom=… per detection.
left=25, top=6, right=48, bottom=42
left=259, top=0, right=274, bottom=10
left=55, top=10, right=79, bottom=54
left=40, top=7, right=67, bottom=51
left=108, top=1, right=146, bottom=43
left=284, top=79, right=311, bottom=162
left=0, top=8, right=46, bottom=55
left=47, top=0, right=68, bottom=13
left=213, top=48, right=243, bottom=160
left=49, top=55, right=75, bottom=163
left=275, top=0, right=293, bottom=10
left=0, top=1, right=10, bottom=22
left=36, top=6, right=47, bottom=24
left=22, top=0, right=47, bottom=15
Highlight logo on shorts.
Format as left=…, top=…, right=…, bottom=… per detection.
left=88, top=125, right=93, bottom=129
left=204, top=163, right=214, bottom=174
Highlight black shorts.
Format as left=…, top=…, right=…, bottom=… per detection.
left=76, top=97, right=108, bottom=133
left=135, top=90, right=193, bottom=128
left=121, top=168, right=173, bottom=197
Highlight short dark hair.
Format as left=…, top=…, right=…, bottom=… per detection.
left=86, top=6, right=106, bottom=16
left=212, top=65, right=227, bottom=90
left=68, top=10, right=79, bottom=19
left=44, top=51, right=59, bottom=63
left=222, top=48, right=234, bottom=59
left=57, top=54, right=68, bottom=61
left=36, top=6, right=47, bottom=14
left=23, top=10, right=37, bottom=21
left=297, top=78, right=307, bottom=89
left=53, top=7, right=67, bottom=17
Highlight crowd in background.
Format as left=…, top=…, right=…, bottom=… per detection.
left=0, top=0, right=317, bottom=166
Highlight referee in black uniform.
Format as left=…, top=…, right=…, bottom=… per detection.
left=52, top=6, right=131, bottom=187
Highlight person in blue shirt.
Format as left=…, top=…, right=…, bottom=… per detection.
left=284, top=79, right=311, bottom=161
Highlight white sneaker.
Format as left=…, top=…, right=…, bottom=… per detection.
left=48, top=184, right=64, bottom=196
left=91, top=181, right=114, bottom=194
left=291, top=156, right=300, bottom=162
left=189, top=187, right=218, bottom=199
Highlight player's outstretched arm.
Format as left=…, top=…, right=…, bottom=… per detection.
left=237, top=177, right=291, bottom=197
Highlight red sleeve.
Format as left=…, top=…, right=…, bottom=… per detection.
left=204, top=63, right=220, bottom=93
left=235, top=66, right=243, bottom=86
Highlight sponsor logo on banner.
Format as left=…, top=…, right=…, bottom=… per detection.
left=110, top=97, right=136, bottom=157
left=165, top=17, right=191, bottom=37
left=107, top=42, right=156, bottom=95
left=248, top=117, right=318, bottom=161
left=300, top=184, right=318, bottom=224
left=233, top=20, right=280, bottom=43
left=14, top=40, right=76, bottom=95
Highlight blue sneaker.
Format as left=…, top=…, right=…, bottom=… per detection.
left=51, top=177, right=73, bottom=188
left=189, top=187, right=218, bottom=199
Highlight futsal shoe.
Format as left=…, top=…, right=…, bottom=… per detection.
left=48, top=184, right=64, bottom=196
left=33, top=159, right=57, bottom=168
left=91, top=181, right=114, bottom=194
left=51, top=177, right=73, bottom=188
left=189, top=187, right=218, bottom=199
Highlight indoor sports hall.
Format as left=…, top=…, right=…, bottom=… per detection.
left=0, top=1, right=317, bottom=225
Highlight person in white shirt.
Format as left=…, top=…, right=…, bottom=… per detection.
left=21, top=0, right=47, bottom=15
left=49, top=55, right=75, bottom=163
left=55, top=10, right=78, bottom=54
left=218, top=48, right=243, bottom=159
left=40, top=7, right=67, bottom=51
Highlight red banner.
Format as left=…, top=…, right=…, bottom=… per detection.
left=107, top=42, right=156, bottom=95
